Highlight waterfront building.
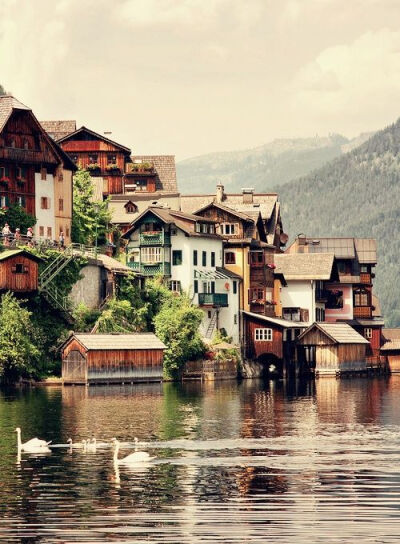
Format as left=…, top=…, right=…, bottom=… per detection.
left=122, top=206, right=241, bottom=343
left=0, top=96, right=76, bottom=243
left=61, top=333, right=165, bottom=384
left=0, top=249, right=43, bottom=292
left=286, top=235, right=383, bottom=361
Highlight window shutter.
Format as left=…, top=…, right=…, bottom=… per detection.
left=5, top=196, right=9, bottom=207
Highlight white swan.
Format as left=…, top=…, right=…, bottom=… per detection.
left=15, top=427, right=51, bottom=453
left=86, top=438, right=97, bottom=452
left=67, top=438, right=86, bottom=451
left=112, top=438, right=153, bottom=465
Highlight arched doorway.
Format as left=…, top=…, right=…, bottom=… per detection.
left=257, top=353, right=284, bottom=379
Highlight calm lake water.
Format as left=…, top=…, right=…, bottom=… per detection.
left=1, top=377, right=400, bottom=542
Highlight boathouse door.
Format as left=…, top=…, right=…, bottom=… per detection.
left=63, top=350, right=87, bottom=384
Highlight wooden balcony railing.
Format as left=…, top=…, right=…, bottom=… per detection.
left=360, top=273, right=372, bottom=284
left=0, top=147, right=58, bottom=164
left=354, top=306, right=372, bottom=318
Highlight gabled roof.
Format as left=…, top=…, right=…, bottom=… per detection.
left=298, top=323, right=369, bottom=344
left=57, top=125, right=131, bottom=154
left=0, top=95, right=77, bottom=171
left=122, top=206, right=219, bottom=239
left=0, top=95, right=30, bottom=132
left=194, top=201, right=258, bottom=222
left=381, top=340, right=400, bottom=351
left=40, top=120, right=76, bottom=140
left=382, top=328, right=400, bottom=342
left=0, top=249, right=43, bottom=263
left=274, top=253, right=335, bottom=280
left=64, top=333, right=166, bottom=351
left=108, top=193, right=181, bottom=225
left=180, top=193, right=278, bottom=221
left=288, top=237, right=377, bottom=264
left=242, top=311, right=308, bottom=329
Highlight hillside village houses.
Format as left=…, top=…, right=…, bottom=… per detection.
left=0, top=95, right=394, bottom=379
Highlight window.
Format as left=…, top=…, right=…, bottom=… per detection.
left=17, top=196, right=25, bottom=208
left=201, top=223, right=208, bottom=233
left=255, top=328, right=273, bottom=341
left=354, top=288, right=369, bottom=307
left=71, top=155, right=79, bottom=164
left=250, top=251, right=264, bottom=265
left=365, top=328, right=373, bottom=339
left=283, top=307, right=301, bottom=322
left=326, top=289, right=344, bottom=309
left=211, top=252, right=215, bottom=267
left=125, top=202, right=136, bottom=213
left=12, top=263, right=25, bottom=274
left=88, top=154, right=98, bottom=164
left=249, top=288, right=264, bottom=302
left=141, top=247, right=162, bottom=263
left=193, top=250, right=198, bottom=266
left=225, top=251, right=235, bottom=264
left=194, top=280, right=198, bottom=294
left=234, top=314, right=237, bottom=324
left=209, top=224, right=215, bottom=234
left=0, top=196, right=7, bottom=208
left=16, top=166, right=27, bottom=181
left=39, top=226, right=44, bottom=237
left=47, top=227, right=52, bottom=238
left=316, top=307, right=325, bottom=322
left=41, top=167, right=47, bottom=180
left=233, top=281, right=237, bottom=295
left=203, top=281, right=215, bottom=294
left=172, top=250, right=182, bottom=266
left=360, top=265, right=369, bottom=273
left=169, top=280, right=181, bottom=292
left=222, top=223, right=237, bottom=235
left=0, top=166, right=10, bottom=181
left=195, top=223, right=201, bottom=233
left=108, top=154, right=117, bottom=164
left=202, top=251, right=207, bottom=266
left=41, top=197, right=49, bottom=209
left=171, top=227, right=177, bottom=236
left=59, top=198, right=64, bottom=211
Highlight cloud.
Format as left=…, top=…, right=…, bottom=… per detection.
left=289, top=29, right=400, bottom=125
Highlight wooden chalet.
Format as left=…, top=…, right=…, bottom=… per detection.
left=194, top=198, right=279, bottom=316
left=297, top=322, right=369, bottom=375
left=242, top=311, right=307, bottom=377
left=56, top=126, right=132, bottom=196
left=0, top=96, right=76, bottom=243
left=380, top=329, right=400, bottom=373
left=0, top=249, right=42, bottom=292
left=61, top=333, right=166, bottom=384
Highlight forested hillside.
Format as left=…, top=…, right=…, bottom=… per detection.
left=278, top=119, right=400, bottom=326
left=178, top=133, right=372, bottom=194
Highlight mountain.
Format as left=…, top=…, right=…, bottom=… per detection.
left=278, top=119, right=400, bottom=327
left=177, top=133, right=373, bottom=194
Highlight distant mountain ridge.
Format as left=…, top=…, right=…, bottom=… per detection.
left=177, top=133, right=374, bottom=194
left=278, top=119, right=400, bottom=327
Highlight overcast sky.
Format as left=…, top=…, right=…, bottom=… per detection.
left=1, top=0, right=400, bottom=160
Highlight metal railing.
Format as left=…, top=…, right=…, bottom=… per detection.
left=198, top=293, right=228, bottom=307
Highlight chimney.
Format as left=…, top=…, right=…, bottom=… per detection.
left=242, top=188, right=254, bottom=204
left=216, top=183, right=224, bottom=203
left=298, top=234, right=307, bottom=246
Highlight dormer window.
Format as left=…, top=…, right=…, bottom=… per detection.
left=125, top=201, right=137, bottom=214
left=221, top=223, right=237, bottom=235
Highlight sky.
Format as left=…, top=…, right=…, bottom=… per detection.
left=1, top=0, right=400, bottom=160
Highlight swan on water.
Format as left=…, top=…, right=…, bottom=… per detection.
left=112, top=438, right=153, bottom=465
left=15, top=427, right=51, bottom=453
left=67, top=438, right=86, bottom=451
left=87, top=438, right=97, bottom=452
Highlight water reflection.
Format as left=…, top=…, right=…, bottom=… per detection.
left=0, top=376, right=400, bottom=542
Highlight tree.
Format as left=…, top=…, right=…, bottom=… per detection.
left=153, top=294, right=205, bottom=379
left=95, top=298, right=137, bottom=333
left=0, top=293, right=41, bottom=382
left=71, top=168, right=111, bottom=245
left=0, top=204, right=36, bottom=232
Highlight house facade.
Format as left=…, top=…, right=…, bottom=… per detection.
left=122, top=206, right=241, bottom=343
left=0, top=96, right=75, bottom=243
left=286, top=236, right=383, bottom=359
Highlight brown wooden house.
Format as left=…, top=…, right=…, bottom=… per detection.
left=61, top=333, right=166, bottom=384
left=0, top=249, right=42, bottom=292
left=297, top=322, right=369, bottom=375
left=56, top=126, right=132, bottom=196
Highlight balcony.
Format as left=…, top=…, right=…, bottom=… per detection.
left=0, top=147, right=58, bottom=164
left=360, top=273, right=372, bottom=285
left=140, top=232, right=170, bottom=246
left=198, top=293, right=228, bottom=307
left=354, top=306, right=372, bottom=318
left=128, top=261, right=171, bottom=276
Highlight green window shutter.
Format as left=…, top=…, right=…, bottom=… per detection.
left=5, top=196, right=10, bottom=207
left=194, top=280, right=198, bottom=294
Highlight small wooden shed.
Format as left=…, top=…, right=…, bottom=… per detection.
left=61, top=333, right=166, bottom=384
left=297, top=322, right=369, bottom=375
left=0, top=249, right=42, bottom=292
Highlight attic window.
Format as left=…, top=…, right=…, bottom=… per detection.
left=125, top=202, right=137, bottom=213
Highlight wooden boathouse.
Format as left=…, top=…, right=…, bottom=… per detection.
left=61, top=333, right=166, bottom=384
left=297, top=323, right=369, bottom=375
left=0, top=249, right=42, bottom=292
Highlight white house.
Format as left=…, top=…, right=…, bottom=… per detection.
left=34, top=169, right=56, bottom=240
left=274, top=253, right=337, bottom=325
left=122, top=206, right=241, bottom=344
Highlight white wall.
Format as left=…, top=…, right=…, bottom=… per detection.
left=35, top=172, right=55, bottom=239
left=280, top=280, right=315, bottom=324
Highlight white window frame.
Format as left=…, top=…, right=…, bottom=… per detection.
left=141, top=247, right=162, bottom=263
left=254, top=328, right=273, bottom=341
left=364, top=327, right=372, bottom=339
left=169, top=280, right=181, bottom=292
left=222, top=223, right=238, bottom=235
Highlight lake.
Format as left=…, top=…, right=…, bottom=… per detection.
left=1, top=377, right=400, bottom=542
